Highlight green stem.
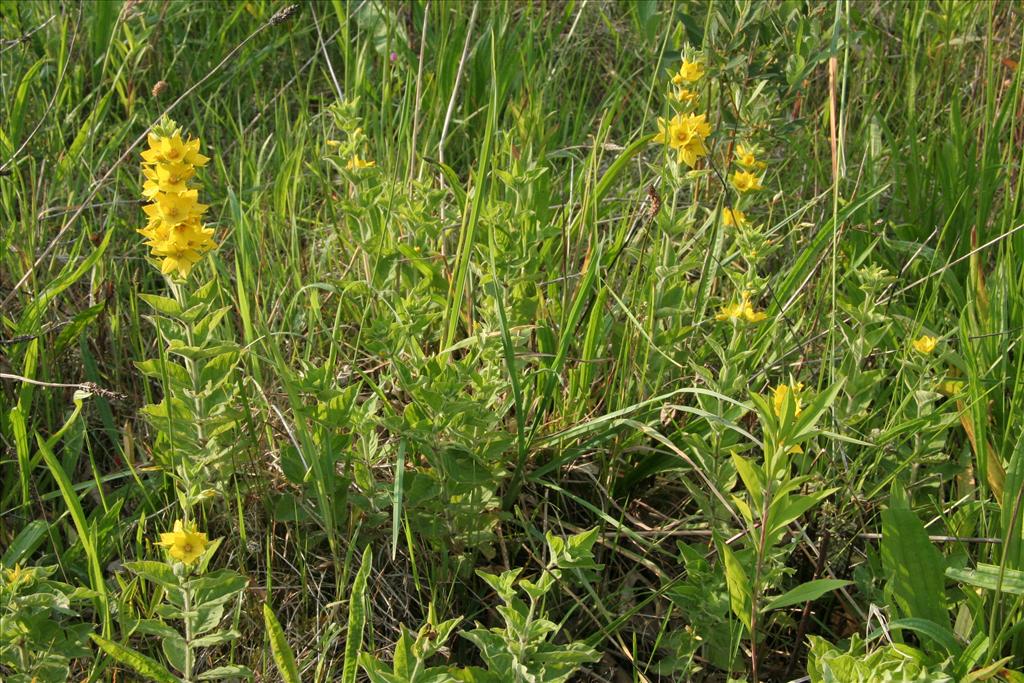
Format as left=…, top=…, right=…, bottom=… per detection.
left=183, top=577, right=194, bottom=682
left=168, top=279, right=205, bottom=522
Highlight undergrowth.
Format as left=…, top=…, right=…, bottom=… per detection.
left=2, top=1, right=1024, bottom=681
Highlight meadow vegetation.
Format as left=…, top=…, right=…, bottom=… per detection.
left=2, top=1, right=1024, bottom=681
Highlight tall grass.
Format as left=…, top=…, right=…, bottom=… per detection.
left=2, top=1, right=1023, bottom=681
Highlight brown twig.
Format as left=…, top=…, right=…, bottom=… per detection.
left=0, top=372, right=125, bottom=401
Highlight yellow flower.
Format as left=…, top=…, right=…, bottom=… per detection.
left=722, top=207, right=748, bottom=228
left=142, top=190, right=208, bottom=230
left=672, top=59, right=705, bottom=84
left=734, top=144, right=767, bottom=170
left=139, top=219, right=217, bottom=277
left=672, top=88, right=699, bottom=106
left=141, top=133, right=209, bottom=168
left=325, top=139, right=342, bottom=147
left=346, top=154, right=375, bottom=170
left=2, top=564, right=37, bottom=588
left=654, top=112, right=712, bottom=168
left=157, top=520, right=209, bottom=565
left=142, top=162, right=196, bottom=198
left=715, top=290, right=767, bottom=323
left=731, top=170, right=763, bottom=193
left=772, top=382, right=805, bottom=418
left=912, top=335, right=938, bottom=354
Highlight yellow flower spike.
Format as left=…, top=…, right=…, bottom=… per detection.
left=731, top=170, right=764, bottom=193
left=912, top=335, right=938, bottom=354
left=138, top=121, right=216, bottom=278
left=672, top=58, right=705, bottom=84
left=157, top=520, right=209, bottom=565
left=346, top=154, right=376, bottom=170
left=722, top=207, right=748, bottom=228
left=654, top=112, right=712, bottom=168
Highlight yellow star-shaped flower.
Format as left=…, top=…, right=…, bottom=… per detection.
left=157, top=520, right=209, bottom=565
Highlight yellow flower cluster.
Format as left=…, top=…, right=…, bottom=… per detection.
left=715, top=290, right=767, bottom=324
left=655, top=113, right=713, bottom=168
left=346, top=154, right=376, bottom=170
left=655, top=57, right=712, bottom=168
left=772, top=382, right=804, bottom=418
left=722, top=207, right=747, bottom=228
left=138, top=122, right=215, bottom=277
left=772, top=382, right=806, bottom=454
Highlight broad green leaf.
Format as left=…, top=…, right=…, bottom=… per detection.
left=124, top=561, right=180, bottom=590
left=162, top=635, right=187, bottom=674
left=139, top=293, right=183, bottom=317
left=881, top=507, right=949, bottom=628
left=188, top=569, right=248, bottom=606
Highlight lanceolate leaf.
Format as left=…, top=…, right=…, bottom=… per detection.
left=763, top=579, right=851, bottom=612
left=263, top=603, right=301, bottom=683
left=946, top=564, right=1024, bottom=596
left=91, top=635, right=179, bottom=683
left=719, top=543, right=752, bottom=631
left=343, top=545, right=373, bottom=683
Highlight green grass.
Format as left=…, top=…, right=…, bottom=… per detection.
left=2, top=1, right=1024, bottom=681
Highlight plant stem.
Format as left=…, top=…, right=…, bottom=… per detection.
left=183, top=578, right=194, bottom=683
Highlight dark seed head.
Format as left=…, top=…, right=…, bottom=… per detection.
left=270, top=4, right=299, bottom=26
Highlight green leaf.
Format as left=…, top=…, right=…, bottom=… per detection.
left=1, top=519, right=49, bottom=566
left=343, top=545, right=373, bottom=683
left=188, top=569, right=249, bottom=606
left=162, top=635, right=187, bottom=674
left=791, top=379, right=845, bottom=440
left=766, top=489, right=837, bottom=540
left=763, top=579, right=851, bottom=612
left=881, top=507, right=950, bottom=628
left=719, top=543, right=752, bottom=630
left=191, top=630, right=240, bottom=648
left=882, top=618, right=963, bottom=657
left=124, top=560, right=180, bottom=590
left=264, top=603, right=301, bottom=683
left=139, top=293, right=183, bottom=317
left=547, top=527, right=600, bottom=570
left=946, top=563, right=1024, bottom=595
left=731, top=451, right=764, bottom=508
left=197, top=665, right=254, bottom=680
left=91, top=635, right=180, bottom=683
left=190, top=603, right=226, bottom=635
